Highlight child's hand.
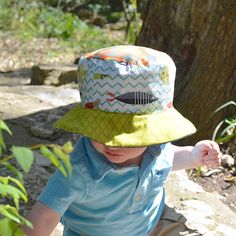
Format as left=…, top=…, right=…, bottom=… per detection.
left=191, top=140, right=222, bottom=168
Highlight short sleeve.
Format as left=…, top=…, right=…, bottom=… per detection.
left=37, top=162, right=86, bottom=216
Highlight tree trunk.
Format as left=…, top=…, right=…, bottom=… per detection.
left=136, top=0, right=236, bottom=144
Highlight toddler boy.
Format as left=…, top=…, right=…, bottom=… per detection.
left=23, top=45, right=221, bottom=236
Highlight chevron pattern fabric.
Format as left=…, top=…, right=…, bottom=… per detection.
left=78, top=45, right=176, bottom=114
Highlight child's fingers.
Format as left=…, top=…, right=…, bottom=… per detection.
left=206, top=141, right=220, bottom=153
left=203, top=158, right=221, bottom=166
left=197, top=140, right=214, bottom=150
left=193, top=140, right=222, bottom=168
left=196, top=140, right=220, bottom=156
left=202, top=153, right=222, bottom=167
left=210, top=146, right=221, bottom=161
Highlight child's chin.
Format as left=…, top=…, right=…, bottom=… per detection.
left=105, top=155, right=125, bottom=163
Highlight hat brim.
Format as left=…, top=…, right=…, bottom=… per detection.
left=54, top=103, right=196, bottom=147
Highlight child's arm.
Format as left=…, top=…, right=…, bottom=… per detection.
left=172, top=140, right=221, bottom=171
left=22, top=201, right=61, bottom=236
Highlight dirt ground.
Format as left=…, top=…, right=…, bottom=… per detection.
left=190, top=143, right=236, bottom=213
left=190, top=169, right=236, bottom=213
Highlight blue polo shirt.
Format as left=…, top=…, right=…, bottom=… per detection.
left=38, top=137, right=173, bottom=236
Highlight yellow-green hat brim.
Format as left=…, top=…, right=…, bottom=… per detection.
left=54, top=103, right=196, bottom=147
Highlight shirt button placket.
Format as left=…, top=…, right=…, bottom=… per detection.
left=129, top=193, right=144, bottom=213
left=134, top=193, right=142, bottom=202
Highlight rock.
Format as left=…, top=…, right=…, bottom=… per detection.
left=165, top=170, right=236, bottom=235
left=1, top=85, right=80, bottom=147
left=0, top=85, right=80, bottom=120
left=33, top=165, right=51, bottom=180
left=0, top=69, right=31, bottom=86
left=51, top=223, right=64, bottom=236
left=229, top=138, right=236, bottom=154
left=32, top=127, right=52, bottom=138
left=77, top=8, right=106, bottom=27
left=203, top=168, right=222, bottom=177
left=90, top=15, right=106, bottom=27
left=230, top=167, right=236, bottom=175
left=215, top=224, right=236, bottom=236
left=0, top=91, right=53, bottom=120
left=30, top=64, right=78, bottom=86
left=221, top=154, right=235, bottom=169
left=77, top=9, right=93, bottom=20
left=34, top=150, right=52, bottom=167
left=30, top=125, right=60, bottom=140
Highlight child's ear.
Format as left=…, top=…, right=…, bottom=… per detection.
left=74, top=57, right=81, bottom=65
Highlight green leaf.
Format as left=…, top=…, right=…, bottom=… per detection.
left=220, top=122, right=236, bottom=137
left=0, top=204, right=33, bottom=229
left=40, top=146, right=67, bottom=176
left=0, top=176, right=26, bottom=196
left=0, top=183, right=27, bottom=209
left=213, top=101, right=236, bottom=114
left=53, top=146, right=72, bottom=176
left=216, top=132, right=236, bottom=143
left=12, top=226, right=26, bottom=236
left=9, top=177, right=27, bottom=195
left=0, top=218, right=12, bottom=236
left=0, top=176, right=8, bottom=184
left=212, top=120, right=224, bottom=141
left=0, top=216, right=28, bottom=236
left=2, top=162, right=24, bottom=182
left=61, top=141, right=73, bottom=154
left=40, top=146, right=60, bottom=167
left=12, top=146, right=34, bottom=173
left=20, top=216, right=33, bottom=229
left=196, top=166, right=202, bottom=177
left=0, top=131, right=6, bottom=154
left=0, top=120, right=12, bottom=135
left=0, top=204, right=21, bottom=223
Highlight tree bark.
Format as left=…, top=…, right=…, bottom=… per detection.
left=136, top=0, right=236, bottom=144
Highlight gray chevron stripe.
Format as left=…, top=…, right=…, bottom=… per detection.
left=99, top=102, right=163, bottom=113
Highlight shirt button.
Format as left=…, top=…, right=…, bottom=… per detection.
left=134, top=194, right=142, bottom=202
left=116, top=170, right=124, bottom=174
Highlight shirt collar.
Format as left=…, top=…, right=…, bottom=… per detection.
left=83, top=137, right=113, bottom=182
left=139, top=144, right=161, bottom=177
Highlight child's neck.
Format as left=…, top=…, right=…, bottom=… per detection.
left=116, top=154, right=143, bottom=168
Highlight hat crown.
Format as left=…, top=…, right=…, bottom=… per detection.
left=55, top=45, right=196, bottom=147
left=78, top=45, right=176, bottom=114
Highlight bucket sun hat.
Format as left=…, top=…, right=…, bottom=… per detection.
left=54, top=45, right=196, bottom=147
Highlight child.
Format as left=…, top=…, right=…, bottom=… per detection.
left=23, top=45, right=221, bottom=236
